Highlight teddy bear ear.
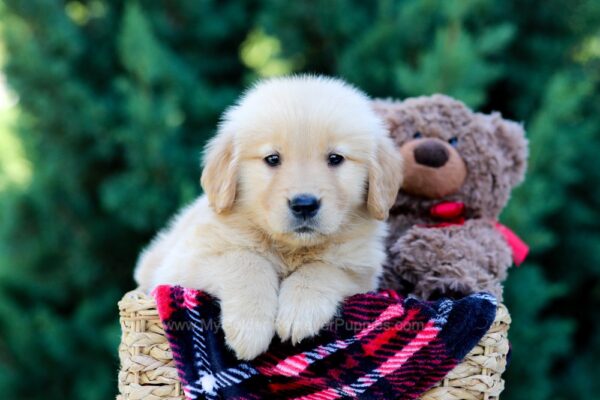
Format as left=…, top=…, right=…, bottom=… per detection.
left=371, top=99, right=402, bottom=130
left=491, top=114, right=529, bottom=187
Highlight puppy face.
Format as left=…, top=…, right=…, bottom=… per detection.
left=201, top=76, right=402, bottom=247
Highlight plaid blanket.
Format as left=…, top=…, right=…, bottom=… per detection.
left=154, top=285, right=496, bottom=400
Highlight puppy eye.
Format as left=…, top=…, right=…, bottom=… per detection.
left=413, top=131, right=423, bottom=139
left=327, top=153, right=344, bottom=166
left=264, top=154, right=281, bottom=167
left=448, top=137, right=459, bottom=147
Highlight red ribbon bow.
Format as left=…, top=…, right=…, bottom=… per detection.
left=427, top=201, right=529, bottom=266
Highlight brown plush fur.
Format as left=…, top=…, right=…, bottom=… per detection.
left=373, top=95, right=528, bottom=300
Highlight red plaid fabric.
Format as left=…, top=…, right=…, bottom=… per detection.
left=154, top=286, right=496, bottom=400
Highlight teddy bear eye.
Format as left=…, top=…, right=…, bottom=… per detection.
left=413, top=132, right=423, bottom=139
left=448, top=137, right=459, bottom=147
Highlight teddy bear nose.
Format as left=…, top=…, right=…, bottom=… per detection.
left=413, top=140, right=449, bottom=168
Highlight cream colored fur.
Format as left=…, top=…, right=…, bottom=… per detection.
left=134, top=76, right=403, bottom=360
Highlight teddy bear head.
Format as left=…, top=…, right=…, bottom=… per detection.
left=373, top=95, right=528, bottom=220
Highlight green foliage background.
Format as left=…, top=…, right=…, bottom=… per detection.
left=0, top=1, right=598, bottom=398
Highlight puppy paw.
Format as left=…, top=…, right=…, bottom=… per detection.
left=221, top=304, right=276, bottom=360
left=276, top=283, right=339, bottom=344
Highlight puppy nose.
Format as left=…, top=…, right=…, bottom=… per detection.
left=413, top=140, right=449, bottom=168
left=289, top=194, right=320, bottom=219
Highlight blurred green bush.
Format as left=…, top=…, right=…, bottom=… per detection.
left=0, top=1, right=598, bottom=399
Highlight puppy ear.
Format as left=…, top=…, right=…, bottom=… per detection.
left=367, top=135, right=403, bottom=220
left=200, top=130, right=238, bottom=214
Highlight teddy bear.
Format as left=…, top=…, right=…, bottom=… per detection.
left=372, top=94, right=529, bottom=301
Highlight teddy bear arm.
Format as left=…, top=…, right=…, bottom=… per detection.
left=432, top=220, right=513, bottom=300
left=383, top=225, right=476, bottom=299
left=383, top=222, right=513, bottom=300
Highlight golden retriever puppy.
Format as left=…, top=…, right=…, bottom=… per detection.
left=135, top=75, right=403, bottom=360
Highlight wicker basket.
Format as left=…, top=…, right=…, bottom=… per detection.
left=117, top=291, right=511, bottom=400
